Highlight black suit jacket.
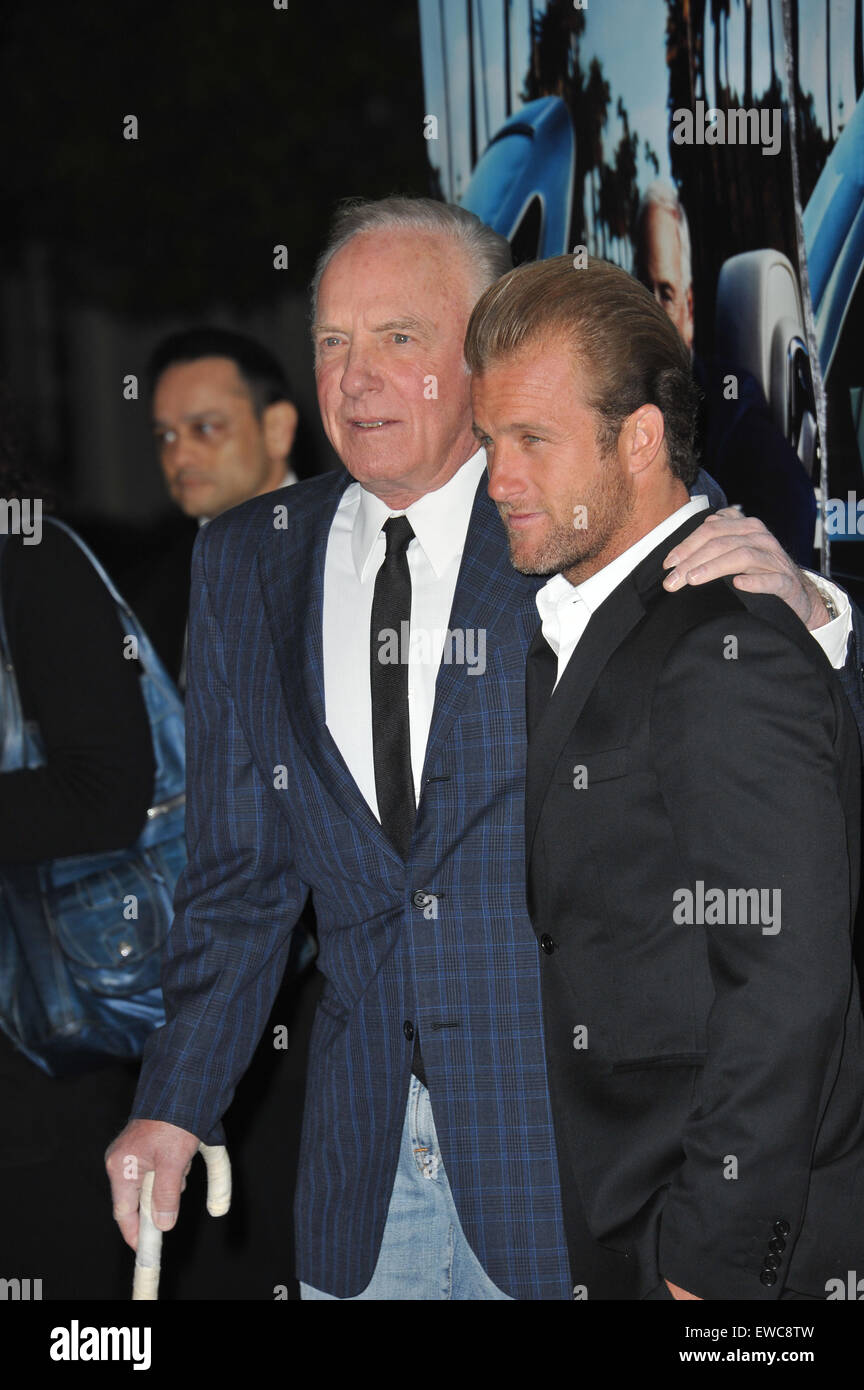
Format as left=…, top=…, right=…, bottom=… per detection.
left=526, top=510, right=864, bottom=1300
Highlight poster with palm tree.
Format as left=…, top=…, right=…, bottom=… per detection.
left=420, top=0, right=864, bottom=584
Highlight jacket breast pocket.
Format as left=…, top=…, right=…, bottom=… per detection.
left=554, top=746, right=630, bottom=788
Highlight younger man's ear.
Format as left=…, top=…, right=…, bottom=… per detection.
left=622, top=404, right=665, bottom=476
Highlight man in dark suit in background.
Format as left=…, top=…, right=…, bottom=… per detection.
left=134, top=328, right=301, bottom=688
left=468, top=253, right=864, bottom=1300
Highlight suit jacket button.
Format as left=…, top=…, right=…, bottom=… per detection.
left=411, top=890, right=430, bottom=909
left=540, top=934, right=556, bottom=954
left=764, top=1253, right=781, bottom=1270
left=760, top=1268, right=777, bottom=1287
left=773, top=1219, right=791, bottom=1238
left=403, top=1020, right=415, bottom=1042
left=768, top=1236, right=786, bottom=1256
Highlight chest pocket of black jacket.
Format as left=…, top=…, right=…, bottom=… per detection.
left=554, top=746, right=630, bottom=789
left=551, top=739, right=708, bottom=1066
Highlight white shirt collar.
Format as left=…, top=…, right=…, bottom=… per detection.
left=536, top=494, right=710, bottom=653
left=352, top=450, right=487, bottom=581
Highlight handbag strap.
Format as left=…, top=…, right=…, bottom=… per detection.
left=44, top=516, right=130, bottom=610
left=0, top=520, right=185, bottom=789
left=0, top=532, right=31, bottom=772
left=0, top=531, right=15, bottom=660
left=38, top=520, right=187, bottom=812
left=40, top=519, right=183, bottom=719
left=43, top=518, right=157, bottom=674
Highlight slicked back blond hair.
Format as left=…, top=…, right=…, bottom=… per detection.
left=464, top=253, right=699, bottom=483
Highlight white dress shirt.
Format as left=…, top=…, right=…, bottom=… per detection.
left=537, top=494, right=852, bottom=684
left=322, top=450, right=487, bottom=818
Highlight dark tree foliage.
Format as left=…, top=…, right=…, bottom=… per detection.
left=788, top=0, right=835, bottom=207
left=664, top=0, right=799, bottom=359
left=522, top=0, right=636, bottom=256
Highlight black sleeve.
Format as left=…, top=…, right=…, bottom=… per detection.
left=0, top=523, right=155, bottom=862
left=838, top=600, right=864, bottom=760
left=650, top=607, right=856, bottom=1300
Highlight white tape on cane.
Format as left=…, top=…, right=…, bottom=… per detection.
left=130, top=1144, right=231, bottom=1300
left=132, top=1170, right=162, bottom=1301
left=199, top=1142, right=232, bottom=1216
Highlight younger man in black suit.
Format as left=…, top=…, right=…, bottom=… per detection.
left=467, top=254, right=864, bottom=1301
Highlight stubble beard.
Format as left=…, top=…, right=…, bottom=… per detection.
left=503, top=466, right=635, bottom=580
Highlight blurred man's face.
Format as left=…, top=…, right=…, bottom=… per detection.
left=638, top=205, right=694, bottom=352
left=473, top=340, right=637, bottom=585
left=313, top=229, right=479, bottom=508
left=153, top=357, right=289, bottom=519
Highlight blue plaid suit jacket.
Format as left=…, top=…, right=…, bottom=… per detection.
left=132, top=466, right=573, bottom=1300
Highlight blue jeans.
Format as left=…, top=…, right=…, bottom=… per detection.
left=300, top=1076, right=512, bottom=1300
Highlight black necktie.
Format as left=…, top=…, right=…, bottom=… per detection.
left=526, top=625, right=559, bottom=738
left=370, top=515, right=416, bottom=858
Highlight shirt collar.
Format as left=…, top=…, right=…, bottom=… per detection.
left=536, top=494, right=709, bottom=626
left=352, top=449, right=487, bottom=581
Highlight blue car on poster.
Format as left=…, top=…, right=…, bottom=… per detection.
left=804, top=91, right=864, bottom=380
left=459, top=96, right=575, bottom=260
left=804, top=92, right=864, bottom=543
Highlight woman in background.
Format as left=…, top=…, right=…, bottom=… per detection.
left=0, top=388, right=154, bottom=1298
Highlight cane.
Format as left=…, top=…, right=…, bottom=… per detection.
left=132, top=1142, right=232, bottom=1300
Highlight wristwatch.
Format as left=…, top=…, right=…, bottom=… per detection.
left=813, top=582, right=839, bottom=623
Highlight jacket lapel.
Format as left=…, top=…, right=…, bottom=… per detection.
left=420, top=479, right=541, bottom=784
left=256, top=470, right=397, bottom=854
left=524, top=509, right=713, bottom=866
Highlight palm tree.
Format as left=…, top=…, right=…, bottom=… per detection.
left=503, top=0, right=512, bottom=116
left=710, top=0, right=729, bottom=103
left=826, top=0, right=834, bottom=142
left=466, top=0, right=478, bottom=169
left=584, top=57, right=611, bottom=250
left=692, top=0, right=709, bottom=100
left=436, top=0, right=455, bottom=198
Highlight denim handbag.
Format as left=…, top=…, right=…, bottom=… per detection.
left=0, top=518, right=186, bottom=1075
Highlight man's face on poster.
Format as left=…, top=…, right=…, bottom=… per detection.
left=637, top=204, right=694, bottom=354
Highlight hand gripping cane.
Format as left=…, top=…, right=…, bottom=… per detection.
left=132, top=1142, right=232, bottom=1300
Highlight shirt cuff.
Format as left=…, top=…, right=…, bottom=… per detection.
left=805, top=572, right=852, bottom=669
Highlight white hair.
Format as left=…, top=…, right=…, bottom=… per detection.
left=310, top=196, right=512, bottom=325
left=635, top=180, right=692, bottom=289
